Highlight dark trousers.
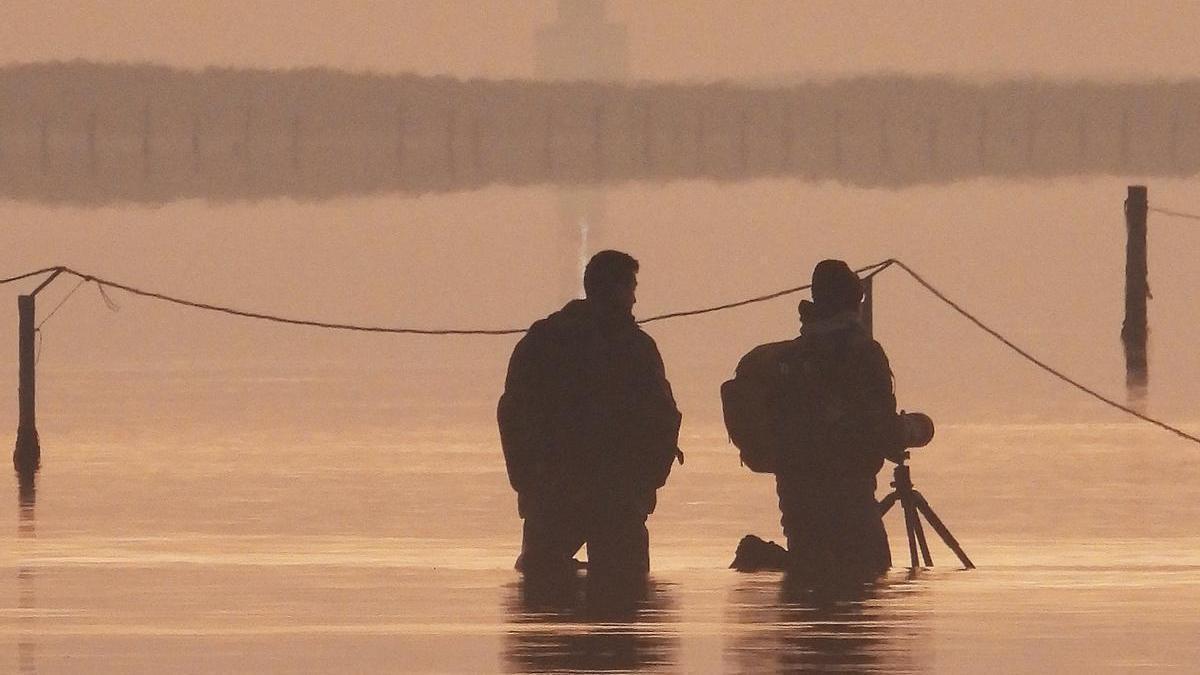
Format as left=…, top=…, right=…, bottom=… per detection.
left=783, top=497, right=891, bottom=581
left=518, top=500, right=650, bottom=577
left=778, top=474, right=891, bottom=581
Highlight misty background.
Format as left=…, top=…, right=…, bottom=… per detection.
left=2, top=0, right=1200, bottom=441
left=7, top=1, right=1200, bottom=81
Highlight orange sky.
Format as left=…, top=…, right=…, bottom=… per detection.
left=3, top=1, right=1200, bottom=81
left=4, top=1, right=1200, bottom=426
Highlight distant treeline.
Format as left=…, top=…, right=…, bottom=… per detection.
left=2, top=60, right=1200, bottom=204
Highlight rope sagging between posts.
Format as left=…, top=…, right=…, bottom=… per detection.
left=1149, top=206, right=1200, bottom=222
left=637, top=260, right=894, bottom=325
left=1, top=259, right=1198, bottom=447
left=0, top=267, right=63, bottom=286
left=0, top=261, right=894, bottom=335
left=887, top=259, right=1200, bottom=446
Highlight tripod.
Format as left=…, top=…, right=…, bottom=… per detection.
left=877, top=453, right=975, bottom=569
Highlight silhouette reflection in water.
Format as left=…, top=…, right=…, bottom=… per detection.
left=16, top=472, right=37, bottom=675
left=17, top=470, right=36, bottom=509
left=726, top=573, right=925, bottom=674
left=503, top=572, right=678, bottom=673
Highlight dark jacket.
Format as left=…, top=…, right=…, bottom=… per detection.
left=774, top=310, right=901, bottom=575
left=498, top=299, right=681, bottom=518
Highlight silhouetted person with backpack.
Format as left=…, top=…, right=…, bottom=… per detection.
left=499, top=250, right=682, bottom=579
left=724, top=260, right=910, bottom=581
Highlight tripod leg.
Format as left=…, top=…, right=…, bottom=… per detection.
left=902, top=498, right=920, bottom=569
left=912, top=491, right=975, bottom=569
left=911, top=514, right=934, bottom=567
left=878, top=491, right=899, bottom=516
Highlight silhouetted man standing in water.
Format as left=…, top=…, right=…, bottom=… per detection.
left=499, top=250, right=681, bottom=579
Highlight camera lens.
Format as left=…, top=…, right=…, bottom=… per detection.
left=901, top=412, right=935, bottom=448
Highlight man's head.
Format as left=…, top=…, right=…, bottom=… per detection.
left=584, top=250, right=639, bottom=312
left=810, top=259, right=863, bottom=313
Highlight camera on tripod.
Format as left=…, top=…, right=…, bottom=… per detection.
left=878, top=409, right=975, bottom=570
left=898, top=411, right=935, bottom=448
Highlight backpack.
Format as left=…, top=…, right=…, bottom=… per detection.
left=722, top=335, right=860, bottom=474
left=720, top=340, right=798, bottom=473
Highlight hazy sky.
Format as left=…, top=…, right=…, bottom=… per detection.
left=4, top=1, right=1200, bottom=428
left=4, top=1, right=1200, bottom=81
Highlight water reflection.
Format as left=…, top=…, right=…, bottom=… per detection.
left=503, top=574, right=679, bottom=673
left=17, top=471, right=36, bottom=509
left=725, top=573, right=926, bottom=674
left=16, top=474, right=38, bottom=675
left=6, top=62, right=1199, bottom=205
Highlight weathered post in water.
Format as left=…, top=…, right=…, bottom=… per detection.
left=13, top=295, right=39, bottom=475
left=13, top=269, right=62, bottom=478
left=1122, top=185, right=1149, bottom=391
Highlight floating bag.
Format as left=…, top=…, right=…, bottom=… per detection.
left=720, top=340, right=797, bottom=474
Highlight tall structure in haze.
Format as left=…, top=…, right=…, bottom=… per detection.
left=535, top=0, right=629, bottom=82
left=535, top=0, right=629, bottom=300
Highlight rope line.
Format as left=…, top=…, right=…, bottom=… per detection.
left=639, top=260, right=893, bottom=325
left=0, top=267, right=62, bottom=286
left=57, top=267, right=527, bottom=335
left=1, top=259, right=1197, bottom=446
left=1149, top=206, right=1200, bottom=222
left=888, top=259, right=1200, bottom=446
left=32, top=262, right=894, bottom=336
left=95, top=282, right=121, bottom=313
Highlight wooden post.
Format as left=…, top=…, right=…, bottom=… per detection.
left=1118, top=109, right=1131, bottom=170
left=862, top=276, right=874, bottom=339
left=446, top=107, right=458, bottom=180
left=592, top=102, right=604, bottom=179
left=832, top=109, right=843, bottom=171
left=879, top=114, right=891, bottom=174
left=1077, top=112, right=1088, bottom=161
left=86, top=109, right=98, bottom=175
left=236, top=104, right=253, bottom=161
left=141, top=101, right=152, bottom=177
left=1122, top=185, right=1149, bottom=391
left=13, top=295, right=39, bottom=475
left=926, top=115, right=939, bottom=169
left=1025, top=104, right=1038, bottom=168
left=1168, top=103, right=1180, bottom=172
left=977, top=106, right=988, bottom=170
left=640, top=101, right=654, bottom=171
left=39, top=115, right=49, bottom=174
left=290, top=112, right=302, bottom=171
left=780, top=96, right=795, bottom=171
left=14, top=269, right=59, bottom=479
left=738, top=108, right=750, bottom=172
left=470, top=111, right=483, bottom=178
left=191, top=111, right=202, bottom=173
left=543, top=107, right=553, bottom=175
left=395, top=104, right=406, bottom=172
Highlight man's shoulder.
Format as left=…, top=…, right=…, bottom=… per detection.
left=632, top=324, right=657, bottom=343
left=631, top=325, right=667, bottom=354
left=519, top=310, right=574, bottom=350
left=822, top=323, right=885, bottom=353
left=844, top=332, right=892, bottom=379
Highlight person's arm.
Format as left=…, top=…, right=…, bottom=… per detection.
left=849, top=339, right=906, bottom=463
left=632, top=333, right=683, bottom=491
left=497, top=332, right=552, bottom=495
